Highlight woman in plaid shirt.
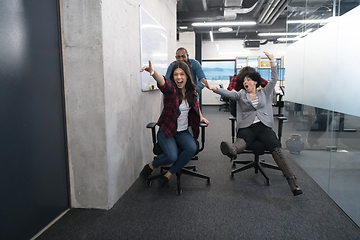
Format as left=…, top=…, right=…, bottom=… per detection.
left=140, top=60, right=208, bottom=189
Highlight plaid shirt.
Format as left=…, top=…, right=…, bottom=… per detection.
left=227, top=74, right=268, bottom=91
left=157, top=77, right=200, bottom=140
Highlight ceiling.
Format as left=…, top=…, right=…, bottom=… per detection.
left=177, top=0, right=358, bottom=43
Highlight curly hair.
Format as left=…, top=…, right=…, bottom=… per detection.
left=236, top=66, right=257, bottom=90
left=245, top=72, right=262, bottom=88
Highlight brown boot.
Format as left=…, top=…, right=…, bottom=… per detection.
left=271, top=148, right=303, bottom=196
left=220, top=138, right=247, bottom=160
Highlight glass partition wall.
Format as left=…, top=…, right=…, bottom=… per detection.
left=283, top=0, right=360, bottom=226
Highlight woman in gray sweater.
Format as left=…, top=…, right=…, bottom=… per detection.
left=202, top=51, right=302, bottom=196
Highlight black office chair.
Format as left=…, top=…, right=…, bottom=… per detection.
left=146, top=122, right=211, bottom=195
left=218, top=84, right=230, bottom=112
left=272, top=86, right=285, bottom=117
left=229, top=116, right=287, bottom=185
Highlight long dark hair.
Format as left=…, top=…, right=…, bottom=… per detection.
left=169, top=61, right=197, bottom=107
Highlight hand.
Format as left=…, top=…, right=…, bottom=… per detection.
left=140, top=60, right=155, bottom=76
left=202, top=78, right=216, bottom=91
left=200, top=116, right=209, bottom=125
left=263, top=51, right=274, bottom=62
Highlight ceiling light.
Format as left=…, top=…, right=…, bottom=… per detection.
left=192, top=21, right=256, bottom=27
left=218, top=27, right=233, bottom=32
left=287, top=19, right=330, bottom=24
left=209, top=31, right=214, bottom=42
left=277, top=29, right=313, bottom=42
left=179, top=26, right=188, bottom=29
left=258, top=32, right=301, bottom=36
left=277, top=38, right=299, bottom=42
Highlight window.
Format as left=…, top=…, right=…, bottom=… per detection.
left=202, top=60, right=236, bottom=81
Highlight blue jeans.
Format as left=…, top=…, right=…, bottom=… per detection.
left=152, top=128, right=197, bottom=175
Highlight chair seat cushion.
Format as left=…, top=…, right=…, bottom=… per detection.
left=246, top=140, right=265, bottom=155
left=153, top=141, right=200, bottom=156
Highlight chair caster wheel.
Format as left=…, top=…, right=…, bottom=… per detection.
left=206, top=179, right=211, bottom=185
left=265, top=179, right=270, bottom=186
left=193, top=167, right=197, bottom=172
left=146, top=180, right=152, bottom=187
left=230, top=173, right=234, bottom=179
left=177, top=189, right=183, bottom=195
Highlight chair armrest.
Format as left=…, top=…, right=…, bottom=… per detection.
left=229, top=117, right=236, bottom=143
left=146, top=122, right=157, bottom=144
left=276, top=117, right=287, bottom=142
left=146, top=122, right=157, bottom=129
left=198, top=122, right=208, bottom=152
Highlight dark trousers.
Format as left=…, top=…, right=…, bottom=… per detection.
left=237, top=122, right=281, bottom=151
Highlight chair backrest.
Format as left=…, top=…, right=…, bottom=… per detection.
left=219, top=84, right=229, bottom=102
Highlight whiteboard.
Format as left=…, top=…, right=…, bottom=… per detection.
left=140, top=6, right=168, bottom=91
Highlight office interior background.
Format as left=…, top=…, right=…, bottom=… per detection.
left=1, top=0, right=359, bottom=239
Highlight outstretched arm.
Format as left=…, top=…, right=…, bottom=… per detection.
left=202, top=78, right=218, bottom=92
left=140, top=60, right=165, bottom=86
left=203, top=78, right=239, bottom=101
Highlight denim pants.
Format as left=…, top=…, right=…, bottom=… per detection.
left=152, top=127, right=197, bottom=175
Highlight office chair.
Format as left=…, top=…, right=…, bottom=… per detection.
left=229, top=116, right=287, bottom=186
left=272, top=86, right=285, bottom=117
left=218, top=84, right=230, bottom=112
left=146, top=122, right=211, bottom=195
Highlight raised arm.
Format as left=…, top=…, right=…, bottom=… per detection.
left=140, top=60, right=165, bottom=86
left=262, top=52, right=278, bottom=96
left=264, top=51, right=275, bottom=67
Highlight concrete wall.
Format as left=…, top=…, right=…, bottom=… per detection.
left=176, top=32, right=196, bottom=59
left=61, top=0, right=177, bottom=209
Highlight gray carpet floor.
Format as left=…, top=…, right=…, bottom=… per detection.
left=37, top=106, right=360, bottom=240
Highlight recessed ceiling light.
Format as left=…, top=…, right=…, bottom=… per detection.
left=192, top=21, right=256, bottom=27
left=218, top=27, right=233, bottom=32
left=287, top=19, right=331, bottom=24
left=258, top=32, right=300, bottom=36
left=179, top=26, right=188, bottom=29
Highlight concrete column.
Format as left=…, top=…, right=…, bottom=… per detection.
left=61, top=0, right=177, bottom=209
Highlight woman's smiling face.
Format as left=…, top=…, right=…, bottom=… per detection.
left=173, top=67, right=187, bottom=90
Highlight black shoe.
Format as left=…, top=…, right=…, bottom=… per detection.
left=139, top=164, right=153, bottom=182
left=292, top=187, right=303, bottom=196
left=220, top=141, right=237, bottom=160
left=155, top=176, right=169, bottom=189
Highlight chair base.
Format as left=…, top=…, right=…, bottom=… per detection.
left=146, top=164, right=211, bottom=195
left=230, top=154, right=280, bottom=186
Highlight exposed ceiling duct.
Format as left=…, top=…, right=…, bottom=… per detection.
left=257, top=0, right=288, bottom=25
left=223, top=0, right=259, bottom=20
